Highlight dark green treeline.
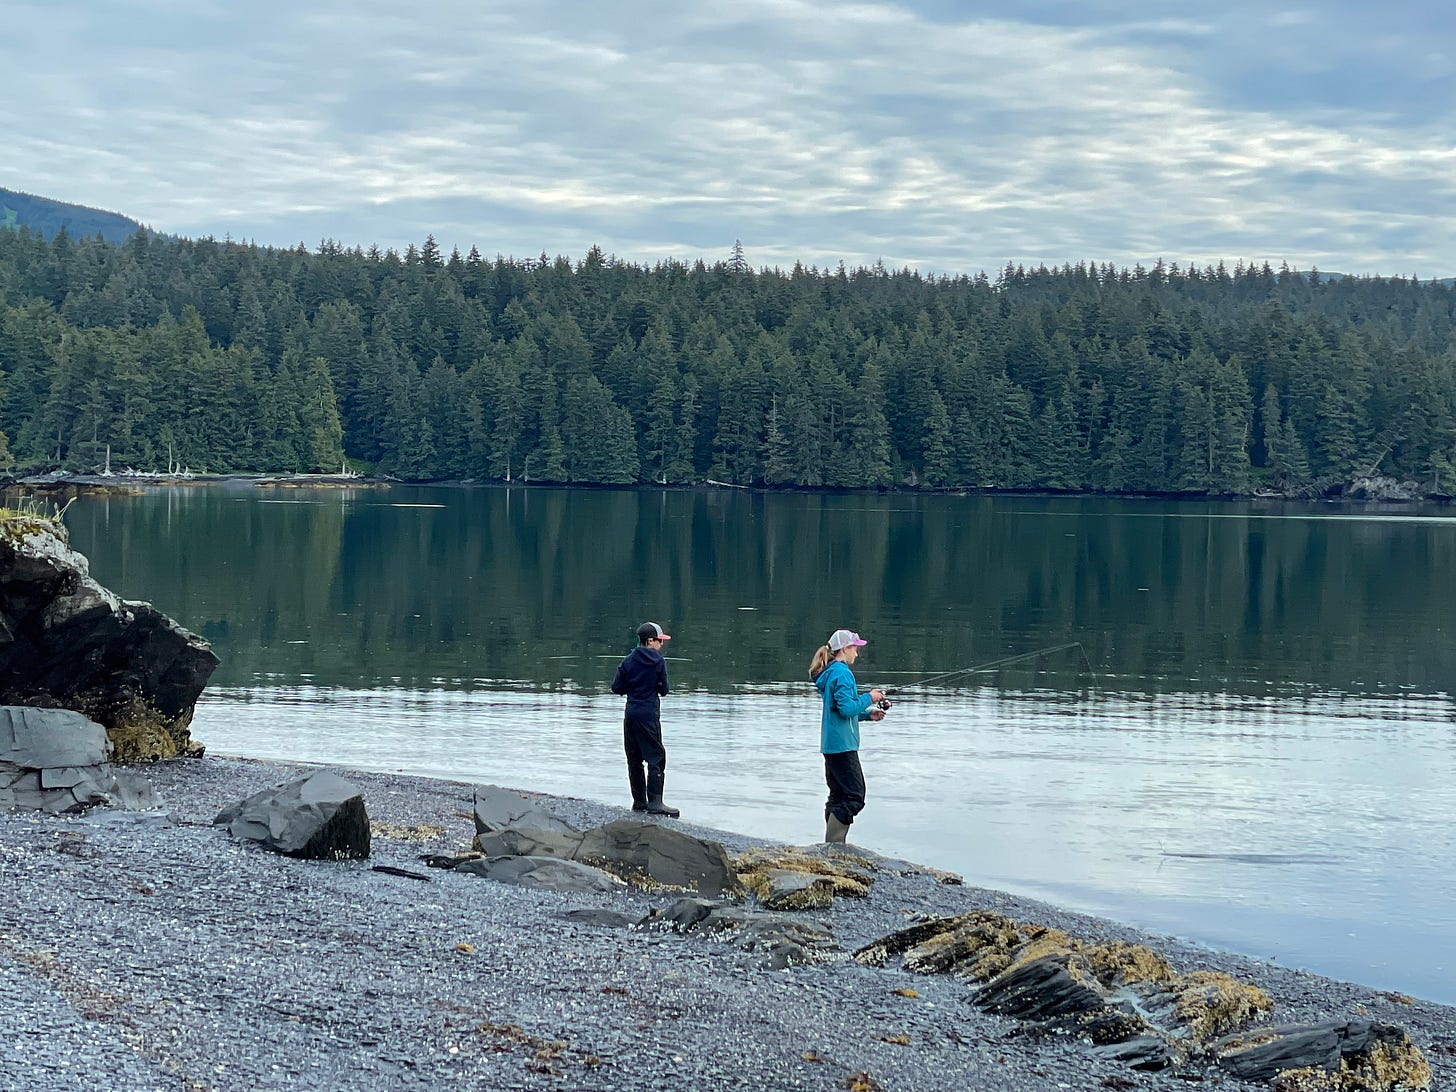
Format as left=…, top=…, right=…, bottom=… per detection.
left=2, top=226, right=1456, bottom=495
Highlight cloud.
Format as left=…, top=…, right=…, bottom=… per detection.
left=1, top=0, right=1453, bottom=277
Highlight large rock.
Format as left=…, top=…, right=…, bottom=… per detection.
left=1213, top=1020, right=1432, bottom=1084
left=475, top=818, right=743, bottom=897
left=0, top=516, right=218, bottom=760
left=472, top=786, right=578, bottom=836
left=474, top=826, right=585, bottom=859
left=214, top=772, right=370, bottom=860
left=0, top=706, right=157, bottom=813
left=579, top=820, right=743, bottom=897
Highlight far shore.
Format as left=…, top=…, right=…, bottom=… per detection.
left=1, top=751, right=1451, bottom=1091
left=4, top=467, right=1451, bottom=507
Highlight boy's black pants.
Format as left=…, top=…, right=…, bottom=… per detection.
left=624, top=715, right=666, bottom=804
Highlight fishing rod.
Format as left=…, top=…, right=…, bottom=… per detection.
left=862, top=641, right=1096, bottom=707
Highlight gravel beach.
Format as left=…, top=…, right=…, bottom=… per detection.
left=1, top=754, right=1451, bottom=1092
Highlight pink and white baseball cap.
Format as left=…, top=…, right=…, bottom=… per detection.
left=827, top=629, right=867, bottom=651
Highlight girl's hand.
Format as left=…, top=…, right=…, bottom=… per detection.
left=869, top=688, right=886, bottom=703
left=868, top=708, right=886, bottom=722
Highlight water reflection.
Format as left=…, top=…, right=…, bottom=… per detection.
left=66, top=484, right=1456, bottom=699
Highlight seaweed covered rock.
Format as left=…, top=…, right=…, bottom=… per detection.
left=731, top=845, right=877, bottom=910
left=0, top=513, right=218, bottom=760
left=853, top=911, right=1430, bottom=1089
left=1219, top=1021, right=1433, bottom=1088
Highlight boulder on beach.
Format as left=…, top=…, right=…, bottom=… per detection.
left=472, top=785, right=579, bottom=836
left=0, top=705, right=157, bottom=813
left=214, top=772, right=370, bottom=860
left=0, top=513, right=218, bottom=761
left=579, top=820, right=744, bottom=897
left=473, top=816, right=743, bottom=897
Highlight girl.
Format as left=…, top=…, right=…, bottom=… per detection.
left=809, top=628, right=886, bottom=843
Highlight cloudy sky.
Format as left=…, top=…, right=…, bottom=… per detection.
left=5, top=1, right=1454, bottom=277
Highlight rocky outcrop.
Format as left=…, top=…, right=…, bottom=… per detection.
left=854, top=911, right=1431, bottom=1089
left=214, top=772, right=371, bottom=860
left=473, top=816, right=744, bottom=897
left=0, top=705, right=157, bottom=813
left=1346, top=475, right=1422, bottom=502
left=1215, top=1020, right=1432, bottom=1085
left=0, top=514, right=218, bottom=760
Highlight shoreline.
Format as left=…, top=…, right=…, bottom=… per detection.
left=1, top=753, right=1451, bottom=1091
left=3, top=470, right=1452, bottom=506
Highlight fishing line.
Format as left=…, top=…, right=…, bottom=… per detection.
left=863, top=641, right=1097, bottom=698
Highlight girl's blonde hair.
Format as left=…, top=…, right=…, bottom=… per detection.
left=808, top=644, right=832, bottom=678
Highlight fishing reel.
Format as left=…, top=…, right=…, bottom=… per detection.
left=875, top=696, right=892, bottom=712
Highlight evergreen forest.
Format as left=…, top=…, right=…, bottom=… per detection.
left=2, top=226, right=1455, bottom=496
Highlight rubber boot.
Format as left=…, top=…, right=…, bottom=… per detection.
left=628, top=761, right=648, bottom=812
left=644, top=769, right=680, bottom=818
left=825, top=814, right=850, bottom=843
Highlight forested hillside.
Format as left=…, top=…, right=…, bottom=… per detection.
left=0, top=189, right=148, bottom=246
left=1, top=226, right=1454, bottom=495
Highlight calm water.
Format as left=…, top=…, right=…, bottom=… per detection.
left=65, top=484, right=1456, bottom=1003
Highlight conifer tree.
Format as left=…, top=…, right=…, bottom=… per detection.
left=301, top=356, right=345, bottom=471
left=762, top=396, right=792, bottom=485
left=921, top=393, right=955, bottom=487
left=846, top=356, right=893, bottom=487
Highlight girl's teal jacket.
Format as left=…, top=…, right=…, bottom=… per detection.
left=814, top=659, right=873, bottom=754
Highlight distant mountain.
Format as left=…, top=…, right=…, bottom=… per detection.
left=0, top=187, right=148, bottom=244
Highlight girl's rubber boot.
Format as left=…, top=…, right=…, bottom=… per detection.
left=825, top=815, right=850, bottom=843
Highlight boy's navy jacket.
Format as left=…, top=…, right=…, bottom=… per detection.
left=612, top=646, right=670, bottom=718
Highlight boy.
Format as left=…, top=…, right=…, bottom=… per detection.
left=611, top=622, right=679, bottom=817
